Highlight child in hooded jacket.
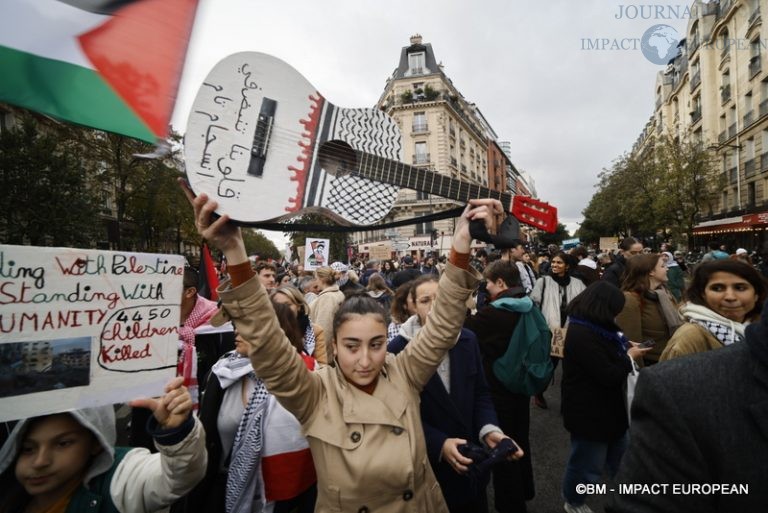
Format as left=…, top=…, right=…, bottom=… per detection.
left=0, top=377, right=206, bottom=513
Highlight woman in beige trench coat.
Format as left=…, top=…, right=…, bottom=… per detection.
left=183, top=182, right=522, bottom=513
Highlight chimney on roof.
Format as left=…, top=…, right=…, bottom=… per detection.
left=410, top=34, right=423, bottom=45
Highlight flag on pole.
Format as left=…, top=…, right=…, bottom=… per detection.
left=198, top=242, right=220, bottom=301
left=0, top=0, right=199, bottom=143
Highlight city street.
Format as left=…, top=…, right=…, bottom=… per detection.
left=490, top=365, right=611, bottom=513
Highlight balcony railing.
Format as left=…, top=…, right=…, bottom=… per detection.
left=750, top=56, right=762, bottom=78
left=690, top=71, right=701, bottom=91
left=689, top=35, right=700, bottom=54
left=691, top=109, right=702, bottom=123
left=721, top=84, right=732, bottom=103
left=728, top=123, right=737, bottom=138
left=760, top=99, right=768, bottom=118
left=413, top=153, right=430, bottom=165
left=412, top=122, right=428, bottom=133
left=745, top=158, right=756, bottom=177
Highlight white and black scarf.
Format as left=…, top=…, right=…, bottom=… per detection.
left=214, top=352, right=270, bottom=513
left=680, top=303, right=746, bottom=346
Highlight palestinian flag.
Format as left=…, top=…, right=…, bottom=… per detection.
left=0, top=0, right=199, bottom=143
left=198, top=242, right=219, bottom=301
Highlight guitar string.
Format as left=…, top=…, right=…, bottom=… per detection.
left=192, top=126, right=556, bottom=220
left=204, top=142, right=513, bottom=206
left=204, top=124, right=513, bottom=202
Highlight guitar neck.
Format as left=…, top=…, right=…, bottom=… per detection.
left=355, top=151, right=513, bottom=209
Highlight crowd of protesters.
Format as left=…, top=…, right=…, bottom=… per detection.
left=2, top=193, right=767, bottom=513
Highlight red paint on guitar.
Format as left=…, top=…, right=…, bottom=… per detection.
left=287, top=93, right=325, bottom=212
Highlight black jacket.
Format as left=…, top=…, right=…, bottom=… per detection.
left=561, top=322, right=632, bottom=441
left=601, top=253, right=628, bottom=288
left=607, top=302, right=768, bottom=513
left=464, top=288, right=525, bottom=394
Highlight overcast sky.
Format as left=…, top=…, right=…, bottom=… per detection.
left=172, top=0, right=694, bottom=248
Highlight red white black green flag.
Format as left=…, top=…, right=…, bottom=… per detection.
left=0, top=0, right=199, bottom=142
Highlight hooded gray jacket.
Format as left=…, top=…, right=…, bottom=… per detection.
left=0, top=406, right=206, bottom=513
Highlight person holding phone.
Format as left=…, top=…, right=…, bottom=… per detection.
left=560, top=282, right=651, bottom=513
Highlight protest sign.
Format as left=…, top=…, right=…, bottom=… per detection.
left=600, top=237, right=619, bottom=251
left=304, top=238, right=329, bottom=271
left=0, top=245, right=183, bottom=422
left=368, top=242, right=392, bottom=261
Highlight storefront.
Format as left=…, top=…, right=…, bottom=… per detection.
left=692, top=211, right=768, bottom=253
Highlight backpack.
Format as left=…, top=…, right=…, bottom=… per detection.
left=490, top=297, right=554, bottom=396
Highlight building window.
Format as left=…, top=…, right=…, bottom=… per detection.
left=722, top=70, right=732, bottom=103
left=408, top=52, right=425, bottom=75
left=412, top=112, right=427, bottom=133
left=720, top=28, right=730, bottom=58
left=415, top=220, right=434, bottom=236
left=414, top=141, right=429, bottom=165
left=747, top=138, right=755, bottom=159
left=750, top=38, right=762, bottom=77
left=762, top=129, right=768, bottom=154
left=748, top=182, right=757, bottom=207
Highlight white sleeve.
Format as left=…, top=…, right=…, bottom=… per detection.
left=110, top=418, right=207, bottom=513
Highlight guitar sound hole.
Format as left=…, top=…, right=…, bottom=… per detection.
left=318, top=141, right=357, bottom=177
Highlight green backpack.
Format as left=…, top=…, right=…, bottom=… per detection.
left=490, top=297, right=554, bottom=396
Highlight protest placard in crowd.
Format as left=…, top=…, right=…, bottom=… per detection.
left=0, top=245, right=183, bottom=422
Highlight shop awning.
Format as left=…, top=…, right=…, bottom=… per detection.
left=693, top=211, right=768, bottom=235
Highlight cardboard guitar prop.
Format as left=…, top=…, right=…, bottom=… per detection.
left=183, top=52, right=557, bottom=240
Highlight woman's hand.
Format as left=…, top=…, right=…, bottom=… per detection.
left=441, top=438, right=473, bottom=475
left=179, top=179, right=248, bottom=265
left=483, top=431, right=525, bottom=461
left=130, top=377, right=192, bottom=430
left=453, top=199, right=505, bottom=254
left=627, top=342, right=652, bottom=362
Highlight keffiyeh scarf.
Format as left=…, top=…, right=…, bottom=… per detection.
left=680, top=303, right=746, bottom=346
left=214, top=352, right=270, bottom=513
